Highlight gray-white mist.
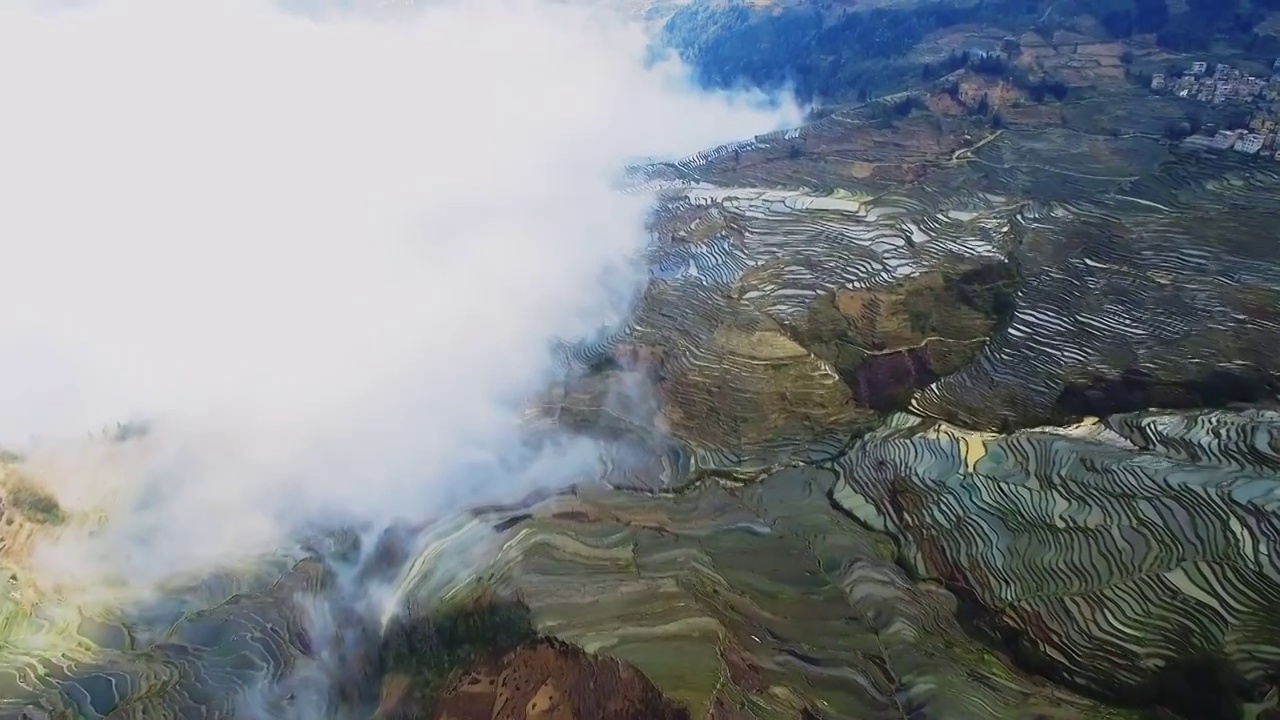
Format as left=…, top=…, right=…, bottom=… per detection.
left=0, top=0, right=796, bottom=713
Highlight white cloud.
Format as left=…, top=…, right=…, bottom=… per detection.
left=0, top=0, right=797, bottom=600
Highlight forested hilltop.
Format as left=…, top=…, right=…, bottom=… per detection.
left=660, top=0, right=1280, bottom=104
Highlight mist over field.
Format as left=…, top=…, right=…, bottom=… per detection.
left=0, top=0, right=799, bottom=598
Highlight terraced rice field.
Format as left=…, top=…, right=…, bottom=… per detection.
left=549, top=104, right=1280, bottom=716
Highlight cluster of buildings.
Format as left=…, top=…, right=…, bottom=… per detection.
left=1153, top=59, right=1280, bottom=161
left=1150, top=60, right=1280, bottom=104
left=1181, top=128, right=1277, bottom=158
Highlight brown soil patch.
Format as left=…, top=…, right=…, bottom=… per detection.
left=430, top=638, right=690, bottom=720
left=926, top=72, right=1025, bottom=118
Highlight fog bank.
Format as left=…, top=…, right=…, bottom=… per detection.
left=0, top=0, right=797, bottom=599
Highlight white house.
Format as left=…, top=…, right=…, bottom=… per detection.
left=1235, top=133, right=1266, bottom=155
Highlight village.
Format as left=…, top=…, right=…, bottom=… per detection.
left=1150, top=58, right=1280, bottom=159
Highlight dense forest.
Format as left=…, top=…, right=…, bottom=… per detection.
left=659, top=0, right=1280, bottom=104
left=659, top=1, right=1014, bottom=103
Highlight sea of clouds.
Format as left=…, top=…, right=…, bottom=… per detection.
left=0, top=0, right=797, bottom=710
